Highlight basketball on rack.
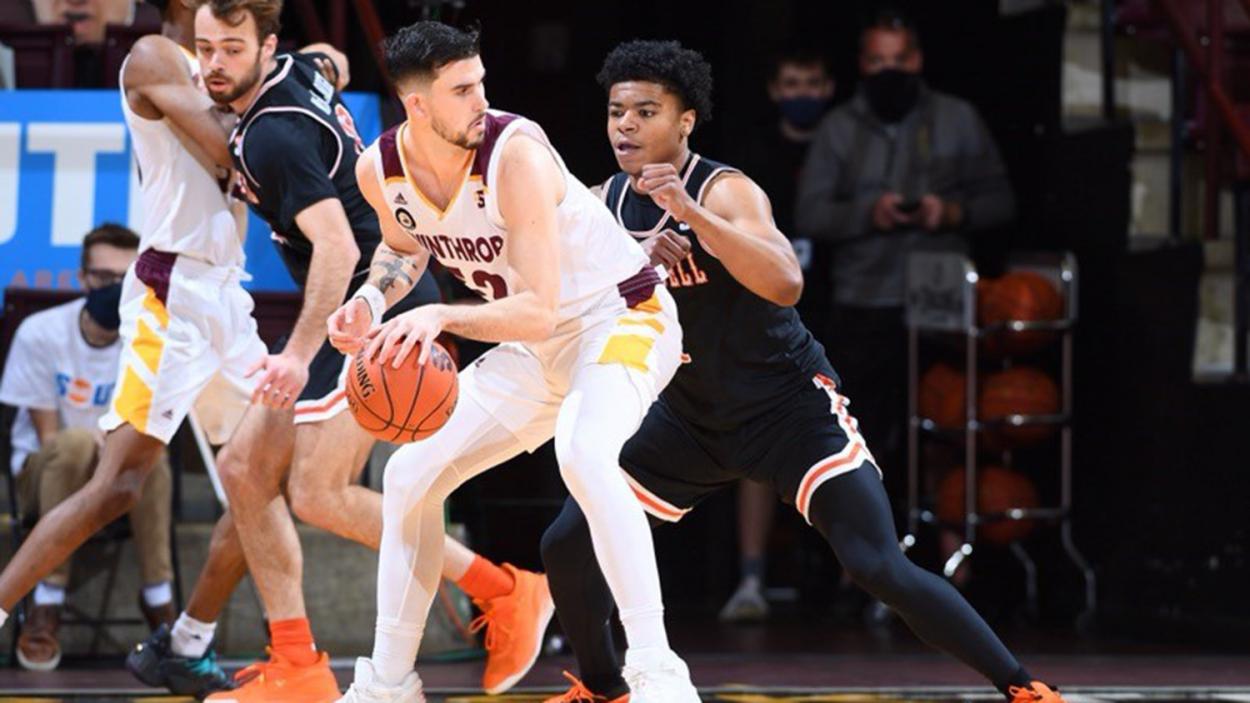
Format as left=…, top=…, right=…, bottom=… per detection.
left=919, top=362, right=967, bottom=429
left=978, top=271, right=1063, bottom=356
left=937, top=465, right=1039, bottom=545
left=978, top=366, right=1060, bottom=446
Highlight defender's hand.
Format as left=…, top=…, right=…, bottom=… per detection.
left=328, top=297, right=373, bottom=355
left=246, top=352, right=309, bottom=410
left=641, top=230, right=692, bottom=270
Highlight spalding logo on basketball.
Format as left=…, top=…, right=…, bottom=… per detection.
left=346, top=340, right=459, bottom=443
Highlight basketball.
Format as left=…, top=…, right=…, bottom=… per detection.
left=978, top=271, right=1064, bottom=356
left=936, top=465, right=1039, bottom=545
left=918, top=363, right=967, bottom=428
left=978, top=366, right=1060, bottom=445
left=345, top=341, right=459, bottom=443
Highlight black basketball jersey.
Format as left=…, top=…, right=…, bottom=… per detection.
left=229, top=52, right=379, bottom=291
left=603, top=153, right=830, bottom=430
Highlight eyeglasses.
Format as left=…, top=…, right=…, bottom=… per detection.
left=83, top=268, right=127, bottom=286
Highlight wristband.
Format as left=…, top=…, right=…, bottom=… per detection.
left=353, top=284, right=386, bottom=327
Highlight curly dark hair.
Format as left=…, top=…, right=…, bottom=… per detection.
left=596, top=40, right=714, bottom=128
left=385, top=21, right=481, bottom=85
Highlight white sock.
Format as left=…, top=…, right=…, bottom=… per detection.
left=33, top=582, right=66, bottom=606
left=372, top=618, right=425, bottom=686
left=171, top=613, right=217, bottom=659
left=619, top=604, right=668, bottom=651
left=0, top=607, right=8, bottom=629
left=143, top=582, right=173, bottom=608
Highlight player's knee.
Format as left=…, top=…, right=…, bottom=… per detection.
left=381, top=449, right=442, bottom=505
left=554, top=434, right=612, bottom=497
left=215, top=442, right=259, bottom=498
left=93, top=469, right=145, bottom=519
left=842, top=550, right=909, bottom=602
left=288, top=479, right=334, bottom=530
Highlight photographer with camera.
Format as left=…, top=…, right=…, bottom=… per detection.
left=795, top=8, right=1014, bottom=509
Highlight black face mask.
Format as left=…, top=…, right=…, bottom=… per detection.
left=863, top=68, right=922, bottom=123
left=84, top=282, right=123, bottom=332
left=777, top=96, right=831, bottom=130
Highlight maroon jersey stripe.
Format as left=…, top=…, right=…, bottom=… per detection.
left=379, top=124, right=404, bottom=180
left=471, top=112, right=519, bottom=186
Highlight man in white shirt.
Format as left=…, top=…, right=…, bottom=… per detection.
left=0, top=224, right=175, bottom=671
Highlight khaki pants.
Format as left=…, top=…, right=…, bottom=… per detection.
left=16, top=428, right=173, bottom=588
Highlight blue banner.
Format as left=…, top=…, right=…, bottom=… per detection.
left=0, top=89, right=383, bottom=299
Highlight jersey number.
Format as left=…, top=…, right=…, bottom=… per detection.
left=445, top=265, right=509, bottom=300
left=334, top=104, right=365, bottom=155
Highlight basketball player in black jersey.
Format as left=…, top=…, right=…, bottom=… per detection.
left=539, top=40, right=1068, bottom=703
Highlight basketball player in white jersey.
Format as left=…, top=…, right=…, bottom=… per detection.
left=0, top=1, right=259, bottom=684
left=326, top=21, right=699, bottom=703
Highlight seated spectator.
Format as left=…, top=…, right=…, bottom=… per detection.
left=0, top=224, right=175, bottom=671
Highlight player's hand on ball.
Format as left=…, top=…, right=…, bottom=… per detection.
left=246, top=352, right=310, bottom=410
left=641, top=230, right=692, bottom=270
left=366, top=305, right=446, bottom=369
left=328, top=297, right=373, bottom=355
left=638, top=163, right=697, bottom=221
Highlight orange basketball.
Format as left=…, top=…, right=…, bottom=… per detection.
left=918, top=363, right=967, bottom=428
left=937, top=465, right=1039, bottom=545
left=346, top=341, right=459, bottom=443
left=978, top=271, right=1063, bottom=355
left=978, top=366, right=1060, bottom=445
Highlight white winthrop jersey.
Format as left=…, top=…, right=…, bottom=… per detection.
left=371, top=110, right=649, bottom=321
left=120, top=44, right=244, bottom=267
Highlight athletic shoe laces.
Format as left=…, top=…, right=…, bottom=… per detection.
left=551, top=671, right=605, bottom=702
left=468, top=605, right=513, bottom=652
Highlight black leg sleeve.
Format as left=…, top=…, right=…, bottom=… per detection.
left=808, top=466, right=1032, bottom=694
left=539, top=496, right=627, bottom=694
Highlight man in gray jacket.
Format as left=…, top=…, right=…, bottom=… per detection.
left=796, top=8, right=1015, bottom=509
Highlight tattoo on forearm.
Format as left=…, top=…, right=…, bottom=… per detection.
left=375, top=255, right=415, bottom=293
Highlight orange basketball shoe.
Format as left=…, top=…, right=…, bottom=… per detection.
left=205, top=650, right=340, bottom=703
left=471, top=564, right=556, bottom=694
left=1010, top=681, right=1067, bottom=703
left=543, top=671, right=630, bottom=702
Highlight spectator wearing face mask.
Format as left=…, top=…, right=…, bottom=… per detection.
left=0, top=224, right=175, bottom=671
left=795, top=8, right=1015, bottom=513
